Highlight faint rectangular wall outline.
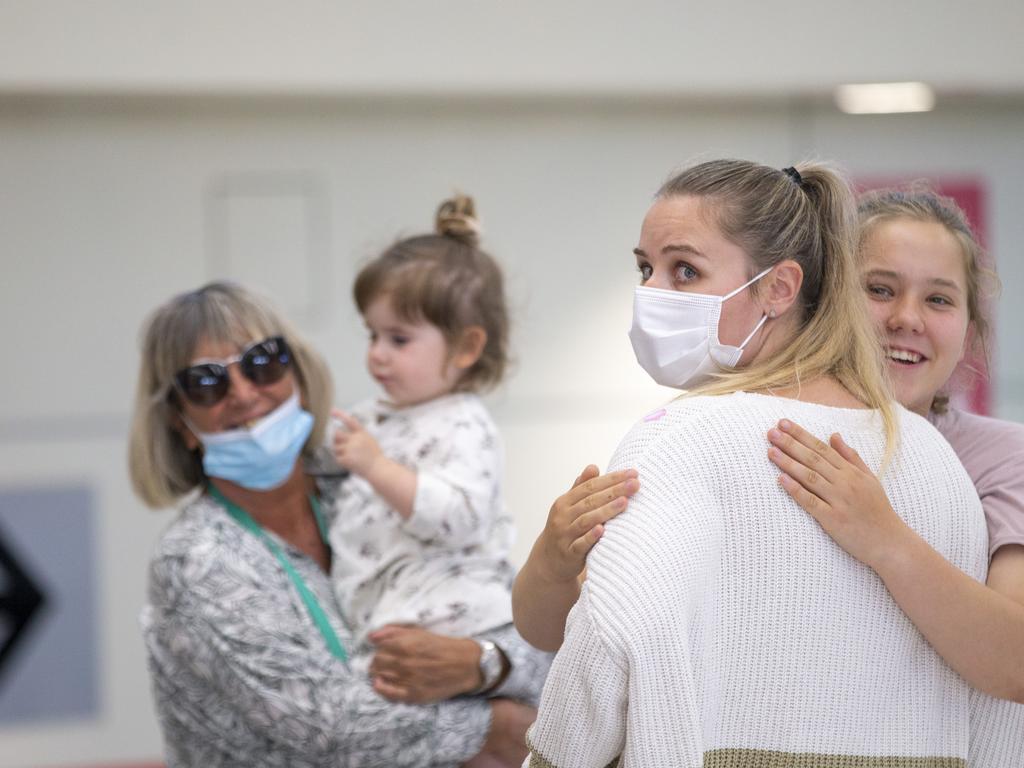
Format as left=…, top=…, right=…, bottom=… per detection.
left=204, top=171, right=332, bottom=327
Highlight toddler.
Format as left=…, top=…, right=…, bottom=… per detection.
left=330, top=195, right=516, bottom=647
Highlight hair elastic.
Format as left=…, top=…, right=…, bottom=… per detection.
left=782, top=166, right=803, bottom=186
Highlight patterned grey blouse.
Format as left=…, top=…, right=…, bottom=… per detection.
left=140, top=483, right=550, bottom=768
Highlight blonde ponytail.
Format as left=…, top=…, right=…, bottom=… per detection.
left=659, top=159, right=898, bottom=457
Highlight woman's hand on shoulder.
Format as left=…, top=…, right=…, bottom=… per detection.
left=767, top=419, right=913, bottom=570
left=536, top=465, right=640, bottom=585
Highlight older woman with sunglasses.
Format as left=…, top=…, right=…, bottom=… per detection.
left=129, top=282, right=546, bottom=768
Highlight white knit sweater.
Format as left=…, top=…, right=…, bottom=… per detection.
left=527, top=392, right=988, bottom=768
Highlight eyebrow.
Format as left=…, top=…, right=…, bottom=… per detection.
left=367, top=321, right=414, bottom=333
left=930, top=278, right=963, bottom=292
left=865, top=268, right=963, bottom=293
left=633, top=244, right=707, bottom=259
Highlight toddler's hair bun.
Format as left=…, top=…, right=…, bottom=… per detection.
left=435, top=194, right=482, bottom=244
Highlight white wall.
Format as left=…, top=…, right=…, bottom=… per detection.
left=1, top=94, right=1022, bottom=766
left=2, top=1, right=1024, bottom=96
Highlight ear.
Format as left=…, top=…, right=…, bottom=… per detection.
left=762, top=260, right=804, bottom=318
left=450, top=326, right=488, bottom=371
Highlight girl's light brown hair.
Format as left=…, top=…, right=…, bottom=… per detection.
left=659, top=159, right=898, bottom=450
left=857, top=184, right=999, bottom=414
left=128, top=281, right=333, bottom=508
left=353, top=194, right=510, bottom=392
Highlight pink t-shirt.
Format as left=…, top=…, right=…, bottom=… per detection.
left=930, top=408, right=1024, bottom=557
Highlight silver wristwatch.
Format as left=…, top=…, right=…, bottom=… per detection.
left=473, top=639, right=504, bottom=694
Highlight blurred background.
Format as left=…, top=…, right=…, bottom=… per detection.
left=1, top=2, right=1022, bottom=765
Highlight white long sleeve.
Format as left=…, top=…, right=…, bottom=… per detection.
left=405, top=421, right=502, bottom=547
left=526, top=587, right=630, bottom=768
left=529, top=416, right=720, bottom=767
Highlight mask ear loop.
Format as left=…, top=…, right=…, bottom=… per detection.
left=722, top=265, right=774, bottom=352
left=722, top=266, right=774, bottom=301
left=736, top=313, right=769, bottom=351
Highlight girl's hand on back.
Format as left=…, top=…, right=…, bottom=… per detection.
left=767, top=419, right=914, bottom=570
left=535, top=465, right=640, bottom=585
left=332, top=409, right=383, bottom=478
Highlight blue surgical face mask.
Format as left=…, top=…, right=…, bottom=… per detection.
left=188, top=391, right=314, bottom=490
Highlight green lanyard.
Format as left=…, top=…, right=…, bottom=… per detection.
left=208, top=485, right=348, bottom=663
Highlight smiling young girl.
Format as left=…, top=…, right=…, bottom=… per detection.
left=766, top=187, right=1024, bottom=685
left=329, top=196, right=518, bottom=677
left=765, top=187, right=1024, bottom=764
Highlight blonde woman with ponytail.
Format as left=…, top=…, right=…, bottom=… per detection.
left=518, top=160, right=987, bottom=767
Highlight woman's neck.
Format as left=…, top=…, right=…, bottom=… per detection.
left=757, top=375, right=869, bottom=409
left=209, top=464, right=311, bottom=531
left=208, top=464, right=330, bottom=571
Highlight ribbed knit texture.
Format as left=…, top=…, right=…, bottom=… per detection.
left=969, top=692, right=1024, bottom=767
left=528, top=392, right=988, bottom=768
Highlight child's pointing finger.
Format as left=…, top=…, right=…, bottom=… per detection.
left=332, top=408, right=364, bottom=433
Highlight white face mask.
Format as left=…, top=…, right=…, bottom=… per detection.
left=628, top=267, right=773, bottom=389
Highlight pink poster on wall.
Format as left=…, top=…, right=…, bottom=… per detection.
left=856, top=177, right=992, bottom=415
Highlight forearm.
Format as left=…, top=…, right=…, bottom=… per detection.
left=367, top=622, right=551, bottom=709
left=484, top=623, right=553, bottom=706
left=512, top=543, right=582, bottom=652
left=336, top=686, right=491, bottom=767
left=363, top=457, right=417, bottom=519
left=429, top=698, right=492, bottom=766
left=167, top=613, right=489, bottom=765
left=873, top=531, right=1024, bottom=702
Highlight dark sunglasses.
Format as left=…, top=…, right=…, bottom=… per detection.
left=172, top=336, right=292, bottom=407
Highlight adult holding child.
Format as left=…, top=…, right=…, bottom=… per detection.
left=520, top=160, right=988, bottom=766
left=130, top=198, right=546, bottom=768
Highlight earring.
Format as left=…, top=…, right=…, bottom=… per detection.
left=768, top=308, right=777, bottom=319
